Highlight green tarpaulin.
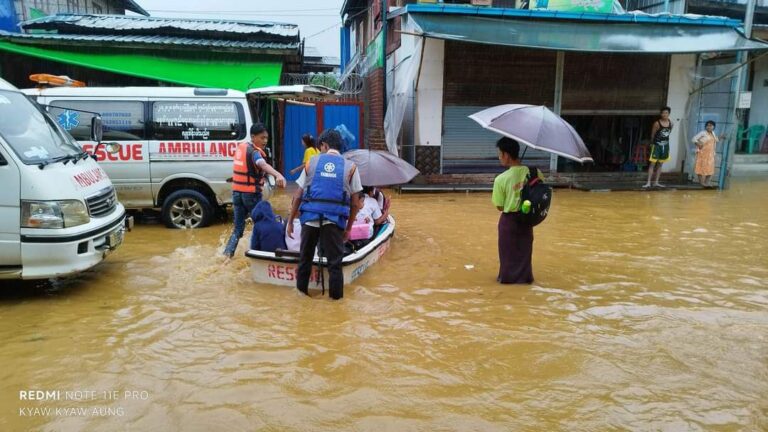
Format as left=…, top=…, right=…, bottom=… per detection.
left=0, top=40, right=283, bottom=90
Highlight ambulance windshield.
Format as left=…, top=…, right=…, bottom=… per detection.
left=0, top=90, right=82, bottom=165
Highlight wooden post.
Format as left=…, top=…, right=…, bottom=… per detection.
left=550, top=51, right=564, bottom=173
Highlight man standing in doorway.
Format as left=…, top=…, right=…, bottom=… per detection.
left=286, top=129, right=362, bottom=300
left=643, top=106, right=673, bottom=189
left=224, top=123, right=285, bottom=258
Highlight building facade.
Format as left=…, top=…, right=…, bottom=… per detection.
left=341, top=1, right=768, bottom=188
left=628, top=0, right=768, bottom=177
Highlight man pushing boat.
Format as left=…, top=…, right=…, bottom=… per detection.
left=286, top=129, right=363, bottom=300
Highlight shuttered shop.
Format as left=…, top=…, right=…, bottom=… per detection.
left=442, top=43, right=554, bottom=173
left=441, top=41, right=669, bottom=173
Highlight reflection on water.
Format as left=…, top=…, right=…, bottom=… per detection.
left=1, top=180, right=767, bottom=431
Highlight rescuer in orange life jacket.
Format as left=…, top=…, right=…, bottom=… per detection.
left=224, top=123, right=286, bottom=258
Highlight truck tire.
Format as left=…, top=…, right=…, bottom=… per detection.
left=161, top=189, right=213, bottom=229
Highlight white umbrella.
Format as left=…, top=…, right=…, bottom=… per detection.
left=469, top=104, right=593, bottom=163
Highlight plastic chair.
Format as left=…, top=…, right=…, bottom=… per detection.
left=739, top=125, right=766, bottom=154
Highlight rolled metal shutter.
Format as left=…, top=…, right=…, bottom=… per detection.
left=442, top=105, right=550, bottom=174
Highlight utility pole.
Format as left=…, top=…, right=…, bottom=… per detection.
left=723, top=0, right=757, bottom=189
left=744, top=0, right=757, bottom=38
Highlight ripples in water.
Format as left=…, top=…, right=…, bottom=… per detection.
left=1, top=181, right=767, bottom=430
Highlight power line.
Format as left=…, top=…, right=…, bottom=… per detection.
left=305, top=22, right=342, bottom=39
left=146, top=11, right=339, bottom=17
left=145, top=8, right=339, bottom=14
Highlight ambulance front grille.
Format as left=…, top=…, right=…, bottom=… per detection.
left=86, top=187, right=117, bottom=218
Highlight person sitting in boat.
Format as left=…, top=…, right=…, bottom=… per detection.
left=371, top=187, right=391, bottom=216
left=249, top=201, right=287, bottom=253
left=356, top=187, right=388, bottom=227
left=348, top=188, right=387, bottom=249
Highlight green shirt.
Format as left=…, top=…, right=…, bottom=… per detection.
left=492, top=166, right=542, bottom=213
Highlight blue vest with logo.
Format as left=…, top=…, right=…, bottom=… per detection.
left=300, top=154, right=350, bottom=229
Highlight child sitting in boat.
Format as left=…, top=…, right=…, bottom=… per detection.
left=357, top=187, right=388, bottom=226
left=348, top=187, right=388, bottom=249
left=250, top=201, right=287, bottom=253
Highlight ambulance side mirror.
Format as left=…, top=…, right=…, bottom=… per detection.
left=90, top=116, right=103, bottom=142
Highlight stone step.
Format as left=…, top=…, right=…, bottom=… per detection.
left=413, top=172, right=682, bottom=187
left=731, top=163, right=768, bottom=176
left=733, top=153, right=768, bottom=164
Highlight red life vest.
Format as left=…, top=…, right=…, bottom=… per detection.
left=232, top=143, right=266, bottom=193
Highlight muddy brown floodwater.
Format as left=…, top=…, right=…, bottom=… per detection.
left=1, top=179, right=767, bottom=431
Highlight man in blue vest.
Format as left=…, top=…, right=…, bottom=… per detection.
left=287, top=129, right=362, bottom=300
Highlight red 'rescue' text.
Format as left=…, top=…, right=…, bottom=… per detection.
left=73, top=167, right=108, bottom=188
left=267, top=264, right=320, bottom=283
left=82, top=143, right=143, bottom=162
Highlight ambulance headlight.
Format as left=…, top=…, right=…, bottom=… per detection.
left=22, top=200, right=90, bottom=228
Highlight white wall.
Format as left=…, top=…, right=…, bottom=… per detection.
left=415, top=38, right=444, bottom=147
left=665, top=54, right=697, bottom=172
left=749, top=55, right=768, bottom=132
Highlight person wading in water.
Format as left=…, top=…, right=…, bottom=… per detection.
left=286, top=129, right=362, bottom=300
left=223, top=123, right=286, bottom=258
left=492, top=137, right=543, bottom=284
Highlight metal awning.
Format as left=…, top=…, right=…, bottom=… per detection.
left=407, top=12, right=768, bottom=53
left=246, top=85, right=339, bottom=99
left=0, top=40, right=282, bottom=90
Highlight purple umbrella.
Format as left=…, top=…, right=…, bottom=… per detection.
left=469, top=104, right=593, bottom=163
left=343, top=149, right=420, bottom=186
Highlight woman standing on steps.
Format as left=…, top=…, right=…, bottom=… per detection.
left=692, top=120, right=719, bottom=188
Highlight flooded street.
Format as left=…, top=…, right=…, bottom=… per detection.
left=1, top=179, right=767, bottom=431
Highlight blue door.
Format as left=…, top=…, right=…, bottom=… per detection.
left=0, top=0, right=18, bottom=33
left=284, top=104, right=317, bottom=181
left=322, top=104, right=361, bottom=152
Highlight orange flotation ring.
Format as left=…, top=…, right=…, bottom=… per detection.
left=29, top=74, right=86, bottom=87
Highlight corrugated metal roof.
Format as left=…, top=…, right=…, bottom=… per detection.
left=0, top=30, right=298, bottom=52
left=24, top=87, right=249, bottom=98
left=21, top=14, right=299, bottom=40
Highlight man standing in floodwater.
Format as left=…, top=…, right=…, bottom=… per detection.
left=643, top=106, right=673, bottom=189
left=287, top=129, right=362, bottom=300
left=223, top=123, right=286, bottom=258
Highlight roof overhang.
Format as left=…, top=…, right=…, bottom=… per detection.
left=0, top=31, right=298, bottom=55
left=122, top=0, right=150, bottom=16
left=395, top=5, right=768, bottom=54
left=0, top=40, right=283, bottom=90
left=246, top=85, right=339, bottom=99
left=341, top=0, right=367, bottom=20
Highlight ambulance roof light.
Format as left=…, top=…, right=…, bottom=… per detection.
left=193, top=88, right=228, bottom=96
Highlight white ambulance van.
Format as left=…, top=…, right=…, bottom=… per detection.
left=0, top=78, right=126, bottom=280
left=24, top=87, right=253, bottom=229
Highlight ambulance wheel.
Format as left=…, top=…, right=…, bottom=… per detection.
left=161, top=190, right=213, bottom=229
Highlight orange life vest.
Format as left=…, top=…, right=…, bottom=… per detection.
left=232, top=143, right=266, bottom=193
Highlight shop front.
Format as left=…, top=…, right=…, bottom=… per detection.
left=441, top=42, right=670, bottom=174
left=385, top=4, right=768, bottom=183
